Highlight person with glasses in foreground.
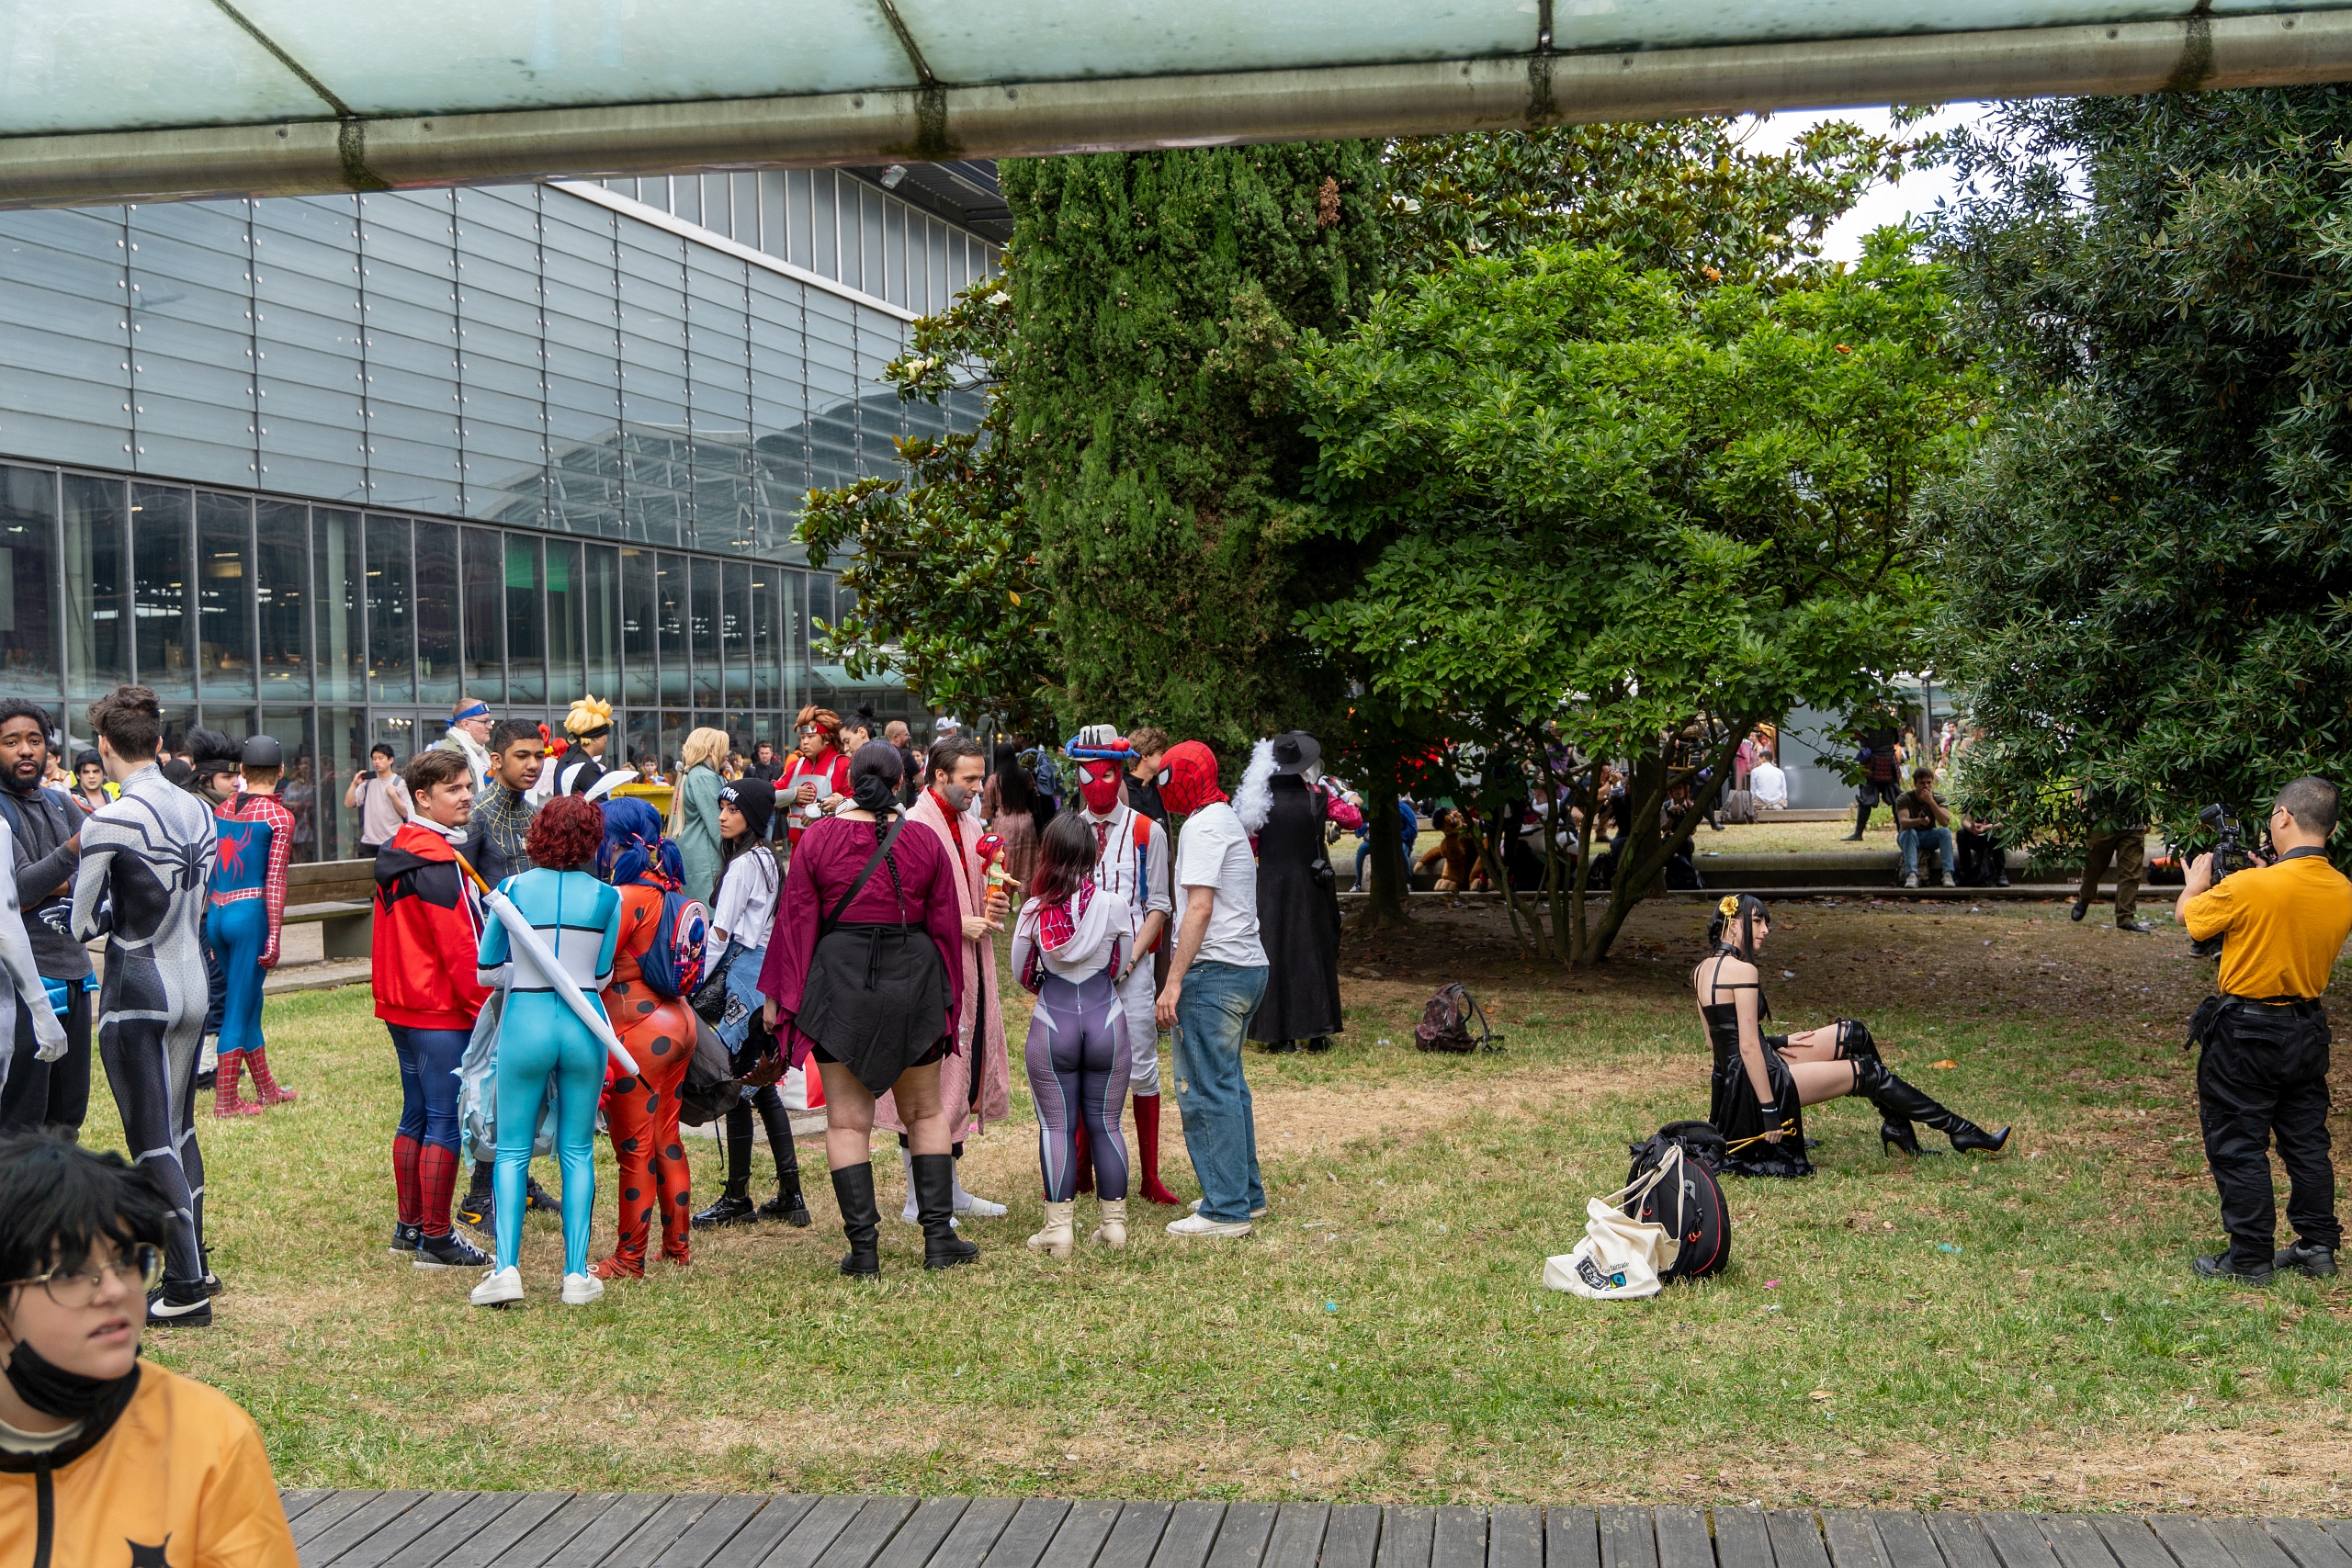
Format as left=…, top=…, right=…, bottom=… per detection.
left=0, top=1131, right=296, bottom=1564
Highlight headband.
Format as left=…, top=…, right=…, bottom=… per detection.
left=454, top=702, right=490, bottom=724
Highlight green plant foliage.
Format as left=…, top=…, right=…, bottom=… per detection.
left=1919, top=89, right=2352, bottom=856
left=1299, top=235, right=1984, bottom=962
left=797, top=274, right=1060, bottom=738
left=1385, top=117, right=1917, bottom=283
left=1001, top=143, right=1386, bottom=755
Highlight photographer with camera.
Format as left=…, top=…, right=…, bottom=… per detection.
left=2177, top=777, right=2352, bottom=1285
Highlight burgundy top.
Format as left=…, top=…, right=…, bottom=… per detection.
left=759, top=812, right=967, bottom=1049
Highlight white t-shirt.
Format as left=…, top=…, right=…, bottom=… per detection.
left=1751, top=761, right=1789, bottom=808
left=707, top=845, right=781, bottom=959
left=1174, top=801, right=1265, bottom=969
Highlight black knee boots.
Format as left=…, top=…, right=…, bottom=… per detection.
left=1852, top=1057, right=2010, bottom=1156
left=831, top=1162, right=881, bottom=1276
left=910, top=1152, right=978, bottom=1269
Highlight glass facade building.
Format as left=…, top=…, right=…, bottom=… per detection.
left=0, top=173, right=995, bottom=862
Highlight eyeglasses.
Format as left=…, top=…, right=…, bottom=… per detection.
left=6, top=1244, right=164, bottom=1309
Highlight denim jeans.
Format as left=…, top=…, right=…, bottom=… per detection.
left=1171, top=960, right=1269, bottom=1223
left=1899, top=825, right=1955, bottom=879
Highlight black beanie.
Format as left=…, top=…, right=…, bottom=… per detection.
left=718, top=779, right=775, bottom=840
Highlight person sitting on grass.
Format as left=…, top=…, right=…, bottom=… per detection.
left=0, top=1131, right=298, bottom=1563
left=1694, top=895, right=2008, bottom=1176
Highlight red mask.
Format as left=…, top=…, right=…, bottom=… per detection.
left=1156, top=741, right=1227, bottom=817
left=1077, top=759, right=1124, bottom=815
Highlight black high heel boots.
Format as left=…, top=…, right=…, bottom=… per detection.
left=1835, top=1022, right=1919, bottom=1155
left=1851, top=1057, right=2010, bottom=1156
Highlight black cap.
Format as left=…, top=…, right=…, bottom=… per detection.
left=241, top=736, right=284, bottom=768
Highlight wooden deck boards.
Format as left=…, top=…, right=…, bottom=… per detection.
left=282, top=1496, right=2352, bottom=1568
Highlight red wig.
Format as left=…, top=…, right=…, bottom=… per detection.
left=526, top=795, right=605, bottom=871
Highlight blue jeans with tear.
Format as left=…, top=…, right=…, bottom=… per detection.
left=1171, top=960, right=1269, bottom=1224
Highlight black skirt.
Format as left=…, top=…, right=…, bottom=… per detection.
left=1709, top=1034, right=1813, bottom=1178
left=794, top=920, right=954, bottom=1094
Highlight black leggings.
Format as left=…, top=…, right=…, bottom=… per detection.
left=723, top=1084, right=803, bottom=1199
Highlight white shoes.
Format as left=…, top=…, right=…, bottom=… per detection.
left=1027, top=1200, right=1077, bottom=1259
left=899, top=1148, right=992, bottom=1223
left=956, top=1186, right=1008, bottom=1218
left=561, top=1271, right=604, bottom=1306
left=469, top=1266, right=523, bottom=1307
left=1190, top=1197, right=1269, bottom=1219
left=1167, top=1212, right=1252, bottom=1238
left=1093, top=1198, right=1127, bottom=1249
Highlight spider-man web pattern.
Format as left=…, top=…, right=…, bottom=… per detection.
left=72, top=763, right=218, bottom=1286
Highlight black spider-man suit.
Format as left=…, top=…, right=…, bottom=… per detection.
left=72, top=762, right=217, bottom=1305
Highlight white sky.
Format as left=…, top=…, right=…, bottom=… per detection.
left=1736, top=102, right=1997, bottom=262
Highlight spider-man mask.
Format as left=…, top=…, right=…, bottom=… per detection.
left=1077, top=759, right=1124, bottom=815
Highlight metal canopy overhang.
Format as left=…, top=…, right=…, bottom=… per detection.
left=4, top=6, right=2351, bottom=209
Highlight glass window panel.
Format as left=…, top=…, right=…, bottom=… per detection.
left=750, top=561, right=777, bottom=714
left=413, top=518, right=460, bottom=705
left=811, top=171, right=838, bottom=281
left=255, top=499, right=309, bottom=701
left=506, top=534, right=546, bottom=704
left=699, top=175, right=729, bottom=238
left=661, top=710, right=687, bottom=774
left=0, top=465, right=59, bottom=698
left=785, top=171, right=813, bottom=271
left=365, top=513, right=413, bottom=702
left=688, top=253, right=752, bottom=555
left=358, top=192, right=460, bottom=516
left=626, top=710, right=658, bottom=776
left=730, top=173, right=759, bottom=246
left=723, top=559, right=751, bottom=706
left=690, top=555, right=721, bottom=707
left=318, top=704, right=367, bottom=862
left=779, top=569, right=805, bottom=720
left=656, top=552, right=687, bottom=705
left=620, top=547, right=656, bottom=705
left=131, top=484, right=195, bottom=700
left=254, top=196, right=366, bottom=503
left=544, top=195, right=622, bottom=540
left=257, top=709, right=318, bottom=861
left=884, top=198, right=906, bottom=309
left=153, top=706, right=197, bottom=761
left=62, top=472, right=129, bottom=701
left=757, top=172, right=786, bottom=259
left=129, top=201, right=256, bottom=489
left=371, top=711, right=423, bottom=773
left=860, top=186, right=884, bottom=300
left=583, top=544, right=618, bottom=699
left=0, top=209, right=132, bottom=473
left=311, top=507, right=364, bottom=703
left=547, top=538, right=582, bottom=703
left=673, top=175, right=701, bottom=229
left=618, top=228, right=689, bottom=546
left=928, top=220, right=948, bottom=315
left=750, top=269, right=809, bottom=561
left=460, top=525, right=503, bottom=701
left=805, top=290, right=860, bottom=495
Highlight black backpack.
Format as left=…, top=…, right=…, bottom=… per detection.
left=1623, top=1122, right=1732, bottom=1281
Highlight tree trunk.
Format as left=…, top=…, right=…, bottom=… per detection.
left=1571, top=725, right=1752, bottom=966
left=1353, top=785, right=1412, bottom=930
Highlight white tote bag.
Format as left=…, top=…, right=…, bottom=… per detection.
left=1542, top=1150, right=1683, bottom=1301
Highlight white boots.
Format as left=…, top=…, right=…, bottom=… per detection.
left=1027, top=1197, right=1127, bottom=1258
left=899, top=1149, right=1006, bottom=1223
left=1027, top=1200, right=1076, bottom=1259
left=469, top=1264, right=601, bottom=1307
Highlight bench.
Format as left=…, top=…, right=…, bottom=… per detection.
left=279, top=900, right=372, bottom=960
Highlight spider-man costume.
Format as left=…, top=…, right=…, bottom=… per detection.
left=208, top=791, right=297, bottom=1115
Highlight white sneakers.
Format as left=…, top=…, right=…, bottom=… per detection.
left=1027, top=1200, right=1077, bottom=1259
left=1167, top=1211, right=1252, bottom=1238
left=1189, top=1197, right=1269, bottom=1219
left=898, top=1149, right=1003, bottom=1222
left=469, top=1265, right=603, bottom=1307
left=1093, top=1198, right=1127, bottom=1249
left=469, top=1266, right=523, bottom=1307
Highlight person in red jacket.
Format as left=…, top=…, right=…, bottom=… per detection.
left=369, top=750, right=493, bottom=1271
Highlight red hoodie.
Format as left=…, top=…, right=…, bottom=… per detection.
left=371, top=819, right=491, bottom=1031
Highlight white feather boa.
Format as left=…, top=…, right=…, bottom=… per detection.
left=1234, top=738, right=1278, bottom=834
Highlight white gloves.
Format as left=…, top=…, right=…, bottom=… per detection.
left=31, top=1001, right=66, bottom=1063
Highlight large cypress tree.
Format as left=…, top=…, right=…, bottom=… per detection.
left=1000, top=144, right=1385, bottom=753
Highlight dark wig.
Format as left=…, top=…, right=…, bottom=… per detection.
left=1706, top=894, right=1770, bottom=958
left=1027, top=808, right=1100, bottom=911
left=848, top=739, right=905, bottom=816
left=526, top=795, right=605, bottom=871
left=0, top=1131, right=171, bottom=1304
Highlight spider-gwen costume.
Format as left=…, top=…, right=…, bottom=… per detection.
left=208, top=777, right=297, bottom=1116
left=71, top=761, right=218, bottom=1320
left=1012, top=881, right=1132, bottom=1205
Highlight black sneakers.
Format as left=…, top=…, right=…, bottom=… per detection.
left=2275, top=1240, right=2339, bottom=1278
left=2193, top=1253, right=2275, bottom=1287
left=759, top=1188, right=814, bottom=1228
left=2070, top=900, right=2089, bottom=922
left=525, top=1177, right=563, bottom=1217
left=147, top=1280, right=214, bottom=1327
left=388, top=1222, right=423, bottom=1257
left=414, top=1231, right=492, bottom=1270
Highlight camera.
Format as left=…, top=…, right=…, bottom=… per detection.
left=2188, top=804, right=2255, bottom=958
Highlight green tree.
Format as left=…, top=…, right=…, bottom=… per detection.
left=1919, top=90, right=2352, bottom=858
left=1385, top=117, right=1915, bottom=283
left=1299, top=236, right=1982, bottom=960
left=797, top=275, right=1060, bottom=738
left=1000, top=143, right=1386, bottom=755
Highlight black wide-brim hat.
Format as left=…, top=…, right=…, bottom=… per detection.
left=1272, top=731, right=1321, bottom=775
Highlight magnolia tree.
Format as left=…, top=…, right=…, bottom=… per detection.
left=1297, top=236, right=1983, bottom=960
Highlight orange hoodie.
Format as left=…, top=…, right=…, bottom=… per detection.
left=0, top=1361, right=296, bottom=1568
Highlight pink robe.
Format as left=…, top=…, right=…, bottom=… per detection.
left=876, top=787, right=1012, bottom=1141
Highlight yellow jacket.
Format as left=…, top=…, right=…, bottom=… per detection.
left=0, top=1362, right=296, bottom=1568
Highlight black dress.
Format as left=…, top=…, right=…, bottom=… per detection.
left=1248, top=774, right=1343, bottom=1043
left=1698, top=947, right=1812, bottom=1177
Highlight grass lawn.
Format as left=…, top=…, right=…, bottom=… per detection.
left=121, top=896, right=2351, bottom=1516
